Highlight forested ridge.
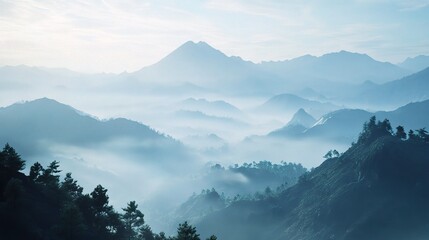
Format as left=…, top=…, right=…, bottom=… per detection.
left=0, top=144, right=216, bottom=240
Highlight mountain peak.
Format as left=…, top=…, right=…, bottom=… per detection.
left=287, top=108, right=316, bottom=127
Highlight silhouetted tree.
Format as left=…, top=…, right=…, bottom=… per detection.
left=1, top=143, right=25, bottom=172
left=176, top=221, right=200, bottom=240
left=206, top=235, right=217, bottom=240
left=3, top=178, right=24, bottom=208
left=60, top=173, right=83, bottom=200
left=358, top=117, right=392, bottom=143
left=417, top=128, right=429, bottom=142
left=138, top=224, right=155, bottom=240
left=122, top=200, right=145, bottom=240
left=38, top=160, right=61, bottom=187
left=395, top=125, right=407, bottom=139
left=408, top=130, right=417, bottom=140
left=29, top=162, right=44, bottom=182
left=57, top=203, right=86, bottom=240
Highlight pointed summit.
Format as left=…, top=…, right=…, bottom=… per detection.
left=287, top=108, right=316, bottom=128
left=159, top=41, right=227, bottom=65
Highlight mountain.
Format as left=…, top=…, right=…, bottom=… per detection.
left=269, top=108, right=316, bottom=137
left=398, top=55, right=429, bottom=72
left=0, top=98, right=184, bottom=159
left=196, top=122, right=429, bottom=240
left=130, top=41, right=277, bottom=94
left=355, top=67, right=429, bottom=107
left=260, top=50, right=410, bottom=85
left=179, top=98, right=244, bottom=119
left=293, top=100, right=429, bottom=142
left=258, top=93, right=339, bottom=118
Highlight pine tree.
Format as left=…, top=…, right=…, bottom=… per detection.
left=122, top=201, right=145, bottom=240
left=176, top=221, right=200, bottom=240
left=2, top=143, right=25, bottom=172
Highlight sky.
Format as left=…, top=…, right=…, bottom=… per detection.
left=0, top=0, right=428, bottom=73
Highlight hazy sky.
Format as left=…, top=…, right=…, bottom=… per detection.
left=1, top=0, right=428, bottom=73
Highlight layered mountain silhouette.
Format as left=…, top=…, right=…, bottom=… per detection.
left=271, top=100, right=429, bottom=143
left=259, top=50, right=409, bottom=84
left=354, top=67, right=429, bottom=107
left=0, top=98, right=185, bottom=159
left=258, top=93, right=339, bottom=118
left=1, top=41, right=422, bottom=97
left=197, top=121, right=429, bottom=240
left=179, top=98, right=244, bottom=119
left=398, top=55, right=429, bottom=72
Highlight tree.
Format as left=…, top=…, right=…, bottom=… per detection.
left=91, top=184, right=111, bottom=214
left=358, top=117, right=392, bottom=144
left=395, top=125, right=407, bottom=139
left=122, top=201, right=145, bottom=240
left=408, top=130, right=417, bottom=140
left=57, top=203, right=86, bottom=240
left=138, top=224, right=155, bottom=240
left=206, top=236, right=217, bottom=240
left=416, top=128, right=429, bottom=142
left=38, top=160, right=62, bottom=187
left=176, top=221, right=200, bottom=240
left=29, top=162, right=44, bottom=182
left=1, top=143, right=25, bottom=172
left=60, top=173, right=83, bottom=200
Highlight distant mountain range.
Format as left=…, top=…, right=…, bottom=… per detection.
left=352, top=67, right=429, bottom=107
left=398, top=55, right=429, bottom=72
left=259, top=50, right=410, bottom=84
left=258, top=93, right=339, bottom=118
left=270, top=99, right=429, bottom=143
left=179, top=98, right=244, bottom=119
left=0, top=41, right=429, bottom=100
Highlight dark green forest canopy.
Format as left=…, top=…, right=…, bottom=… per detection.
left=0, top=144, right=216, bottom=240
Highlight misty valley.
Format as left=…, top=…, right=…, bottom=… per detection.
left=1, top=40, right=429, bottom=240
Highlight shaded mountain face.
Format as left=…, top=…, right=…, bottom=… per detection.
left=398, top=55, right=429, bottom=72
left=355, top=67, right=429, bottom=107
left=196, top=123, right=429, bottom=240
left=271, top=100, right=429, bottom=143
